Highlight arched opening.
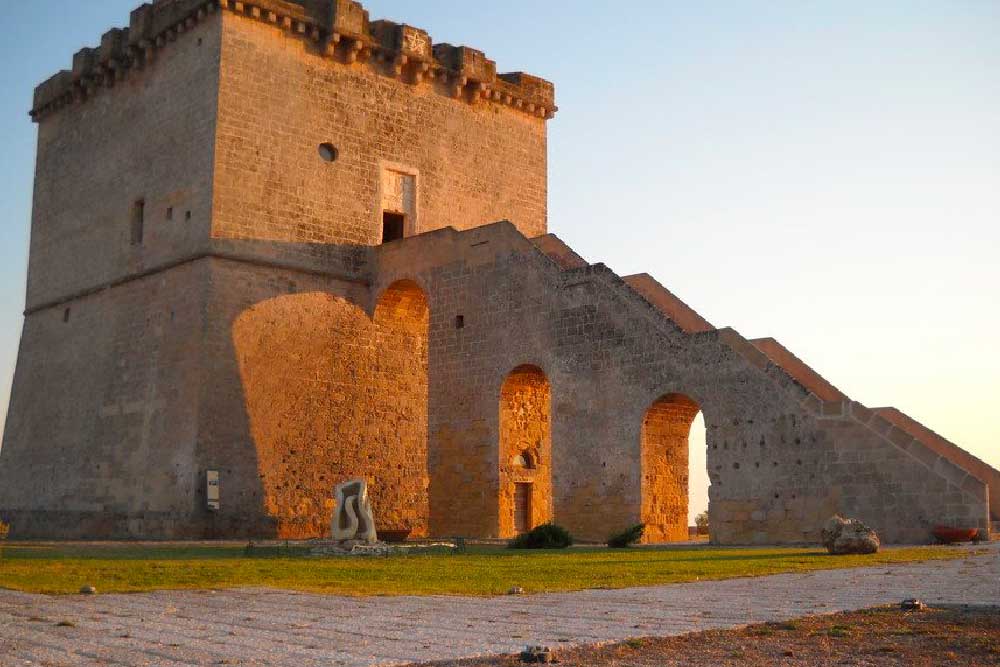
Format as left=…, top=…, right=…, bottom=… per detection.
left=373, top=279, right=429, bottom=337
left=233, top=291, right=374, bottom=539
left=641, top=393, right=705, bottom=543
left=499, top=365, right=552, bottom=537
left=688, top=412, right=709, bottom=539
left=231, top=280, right=430, bottom=540
left=371, top=280, right=430, bottom=536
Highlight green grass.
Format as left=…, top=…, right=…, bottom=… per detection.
left=0, top=543, right=970, bottom=596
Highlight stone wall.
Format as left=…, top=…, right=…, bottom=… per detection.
left=25, top=17, right=221, bottom=311
left=0, top=261, right=209, bottom=538
left=1, top=15, right=221, bottom=537
left=2, top=0, right=550, bottom=540
left=209, top=12, right=548, bottom=278
left=875, top=407, right=1000, bottom=523
left=194, top=259, right=429, bottom=539
left=374, top=222, right=990, bottom=544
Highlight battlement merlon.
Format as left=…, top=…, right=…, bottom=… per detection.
left=30, top=0, right=557, bottom=123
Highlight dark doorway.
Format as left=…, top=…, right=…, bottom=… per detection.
left=382, top=212, right=405, bottom=243
left=514, top=482, right=533, bottom=535
left=131, top=200, right=145, bottom=246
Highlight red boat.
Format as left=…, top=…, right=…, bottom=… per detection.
left=932, top=526, right=979, bottom=544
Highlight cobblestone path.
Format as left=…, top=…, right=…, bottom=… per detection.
left=1, top=545, right=997, bottom=666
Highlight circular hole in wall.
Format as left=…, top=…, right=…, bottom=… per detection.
left=318, top=143, right=339, bottom=163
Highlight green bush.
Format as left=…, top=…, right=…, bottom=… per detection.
left=607, top=524, right=645, bottom=548
left=509, top=523, right=574, bottom=549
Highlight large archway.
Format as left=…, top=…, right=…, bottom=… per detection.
left=370, top=280, right=430, bottom=536
left=641, top=393, right=703, bottom=543
left=498, top=365, right=553, bottom=537
left=232, top=280, right=430, bottom=539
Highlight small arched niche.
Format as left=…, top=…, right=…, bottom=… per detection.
left=498, top=365, right=553, bottom=537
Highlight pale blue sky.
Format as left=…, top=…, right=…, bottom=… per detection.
left=2, top=2, right=998, bottom=522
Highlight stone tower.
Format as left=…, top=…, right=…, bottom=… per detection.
left=2, top=0, right=995, bottom=544
left=0, top=0, right=555, bottom=538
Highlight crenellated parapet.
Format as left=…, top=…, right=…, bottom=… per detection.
left=30, top=0, right=557, bottom=123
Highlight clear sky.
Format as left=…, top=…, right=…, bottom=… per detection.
left=2, top=2, right=997, bottom=524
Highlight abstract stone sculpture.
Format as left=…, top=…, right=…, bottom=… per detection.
left=332, top=479, right=378, bottom=544
left=821, top=515, right=880, bottom=555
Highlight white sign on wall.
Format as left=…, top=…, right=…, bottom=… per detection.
left=206, top=470, right=220, bottom=511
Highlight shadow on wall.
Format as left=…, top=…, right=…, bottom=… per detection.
left=229, top=277, right=429, bottom=540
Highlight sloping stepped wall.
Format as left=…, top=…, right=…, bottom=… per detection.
left=750, top=338, right=847, bottom=402
left=622, top=274, right=715, bottom=334
left=875, top=407, right=999, bottom=522
left=530, top=234, right=589, bottom=270
left=728, top=333, right=989, bottom=537
left=602, top=278, right=989, bottom=543
left=374, top=221, right=990, bottom=544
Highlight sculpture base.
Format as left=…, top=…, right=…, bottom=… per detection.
left=309, top=539, right=457, bottom=557
left=310, top=539, right=386, bottom=556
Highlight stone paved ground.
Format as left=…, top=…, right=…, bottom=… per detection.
left=1, top=545, right=997, bottom=667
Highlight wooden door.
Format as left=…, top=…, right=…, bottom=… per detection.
left=514, top=483, right=532, bottom=534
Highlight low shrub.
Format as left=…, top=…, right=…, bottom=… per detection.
left=695, top=511, right=710, bottom=536
left=607, top=524, right=645, bottom=548
left=509, top=523, right=574, bottom=549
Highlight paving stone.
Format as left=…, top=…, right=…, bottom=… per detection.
left=1, top=545, right=997, bottom=667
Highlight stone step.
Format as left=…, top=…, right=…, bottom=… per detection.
left=751, top=337, right=848, bottom=402
left=622, top=273, right=715, bottom=334
left=530, top=233, right=589, bottom=270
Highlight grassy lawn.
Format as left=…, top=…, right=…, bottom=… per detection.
left=0, top=543, right=971, bottom=596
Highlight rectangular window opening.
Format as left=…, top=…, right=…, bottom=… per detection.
left=63, top=307, right=71, bottom=323
left=166, top=207, right=173, bottom=221
left=455, top=315, right=465, bottom=330
left=382, top=212, right=405, bottom=244
left=131, top=200, right=145, bottom=246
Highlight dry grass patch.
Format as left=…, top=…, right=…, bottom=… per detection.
left=421, top=606, right=1000, bottom=667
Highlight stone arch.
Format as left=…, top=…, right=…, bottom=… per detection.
left=499, top=364, right=553, bottom=537
left=373, top=279, right=429, bottom=337
left=641, top=392, right=703, bottom=543
left=232, top=284, right=430, bottom=540
left=369, top=279, right=431, bottom=533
